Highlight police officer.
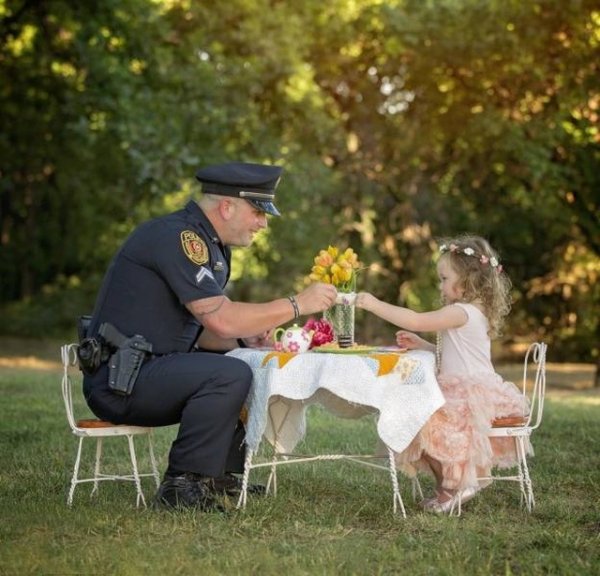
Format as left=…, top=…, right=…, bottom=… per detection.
left=82, top=162, right=337, bottom=511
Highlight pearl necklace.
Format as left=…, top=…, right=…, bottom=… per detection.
left=435, top=331, right=442, bottom=374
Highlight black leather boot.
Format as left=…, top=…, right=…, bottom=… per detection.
left=153, top=473, right=224, bottom=511
left=211, top=473, right=266, bottom=496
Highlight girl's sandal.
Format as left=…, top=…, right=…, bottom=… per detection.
left=419, top=496, right=438, bottom=509
left=423, top=490, right=456, bottom=513
left=419, top=487, right=444, bottom=509
left=424, top=486, right=480, bottom=516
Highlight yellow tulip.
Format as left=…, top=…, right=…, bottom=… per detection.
left=343, top=249, right=359, bottom=268
left=339, top=267, right=352, bottom=282
left=315, top=253, right=333, bottom=267
left=327, top=246, right=339, bottom=259
left=308, top=245, right=361, bottom=290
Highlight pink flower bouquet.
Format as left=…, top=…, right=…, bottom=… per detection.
left=303, top=317, right=335, bottom=348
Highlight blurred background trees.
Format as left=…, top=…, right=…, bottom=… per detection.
left=1, top=0, right=598, bottom=363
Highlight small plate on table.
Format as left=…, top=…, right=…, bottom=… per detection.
left=311, top=343, right=379, bottom=355
left=312, top=344, right=408, bottom=355
left=373, top=346, right=408, bottom=354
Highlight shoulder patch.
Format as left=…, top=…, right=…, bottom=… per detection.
left=180, top=230, right=209, bottom=265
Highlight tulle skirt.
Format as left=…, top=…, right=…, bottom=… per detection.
left=395, top=371, right=532, bottom=491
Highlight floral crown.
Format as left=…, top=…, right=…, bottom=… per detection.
left=439, top=243, right=503, bottom=272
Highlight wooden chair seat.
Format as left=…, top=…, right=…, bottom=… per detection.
left=492, top=415, right=529, bottom=428
left=76, top=419, right=117, bottom=428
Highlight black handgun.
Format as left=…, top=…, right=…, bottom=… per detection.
left=99, top=323, right=153, bottom=396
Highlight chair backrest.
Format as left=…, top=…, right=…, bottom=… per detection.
left=61, top=343, right=81, bottom=432
left=521, top=342, right=547, bottom=430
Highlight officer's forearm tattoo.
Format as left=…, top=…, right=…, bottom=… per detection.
left=196, top=296, right=226, bottom=316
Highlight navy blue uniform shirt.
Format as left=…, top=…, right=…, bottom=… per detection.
left=88, top=201, right=231, bottom=354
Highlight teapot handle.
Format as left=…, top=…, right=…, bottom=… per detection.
left=273, top=327, right=285, bottom=343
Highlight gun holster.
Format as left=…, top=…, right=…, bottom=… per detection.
left=100, top=323, right=153, bottom=396
left=74, top=317, right=153, bottom=396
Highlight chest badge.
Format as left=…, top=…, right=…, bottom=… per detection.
left=180, top=230, right=209, bottom=265
left=213, top=261, right=224, bottom=272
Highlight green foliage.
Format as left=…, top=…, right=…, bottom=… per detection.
left=0, top=0, right=598, bottom=361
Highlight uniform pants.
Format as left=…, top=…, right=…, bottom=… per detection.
left=84, top=352, right=253, bottom=478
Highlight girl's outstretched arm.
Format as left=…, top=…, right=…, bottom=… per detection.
left=355, top=292, right=467, bottom=332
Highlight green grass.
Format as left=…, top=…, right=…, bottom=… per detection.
left=0, top=365, right=598, bottom=576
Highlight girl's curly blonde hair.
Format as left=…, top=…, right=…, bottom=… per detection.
left=437, top=234, right=512, bottom=338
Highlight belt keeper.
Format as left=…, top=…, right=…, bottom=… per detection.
left=288, top=295, right=300, bottom=319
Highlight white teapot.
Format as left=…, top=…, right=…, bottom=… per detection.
left=273, top=323, right=314, bottom=353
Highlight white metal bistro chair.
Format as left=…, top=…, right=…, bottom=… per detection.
left=61, top=343, right=160, bottom=507
left=479, top=341, right=548, bottom=512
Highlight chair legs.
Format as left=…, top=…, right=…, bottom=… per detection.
left=477, top=434, right=535, bottom=513
left=265, top=452, right=280, bottom=496
left=92, top=437, right=103, bottom=496
left=147, top=434, right=160, bottom=489
left=515, top=436, right=534, bottom=512
left=412, top=476, right=424, bottom=502
left=67, top=433, right=159, bottom=508
left=68, top=437, right=85, bottom=507
left=126, top=435, right=146, bottom=507
left=503, top=435, right=535, bottom=512
left=387, top=446, right=407, bottom=517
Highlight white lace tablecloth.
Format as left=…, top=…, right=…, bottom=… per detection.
left=227, top=348, right=445, bottom=455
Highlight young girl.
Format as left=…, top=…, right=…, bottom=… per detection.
left=355, top=234, right=530, bottom=514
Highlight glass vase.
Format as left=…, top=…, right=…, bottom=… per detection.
left=324, top=297, right=355, bottom=348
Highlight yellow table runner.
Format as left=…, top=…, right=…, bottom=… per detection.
left=261, top=351, right=298, bottom=369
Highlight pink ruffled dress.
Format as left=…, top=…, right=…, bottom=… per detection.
left=396, top=302, right=531, bottom=491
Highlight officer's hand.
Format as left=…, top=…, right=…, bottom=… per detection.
left=295, top=282, right=337, bottom=316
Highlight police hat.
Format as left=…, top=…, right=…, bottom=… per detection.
left=195, top=162, right=282, bottom=216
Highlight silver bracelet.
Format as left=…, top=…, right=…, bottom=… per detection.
left=288, top=295, right=300, bottom=319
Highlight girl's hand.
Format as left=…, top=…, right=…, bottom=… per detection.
left=395, top=330, right=427, bottom=350
left=355, top=292, right=377, bottom=311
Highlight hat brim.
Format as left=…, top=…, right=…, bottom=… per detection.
left=245, top=198, right=281, bottom=216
